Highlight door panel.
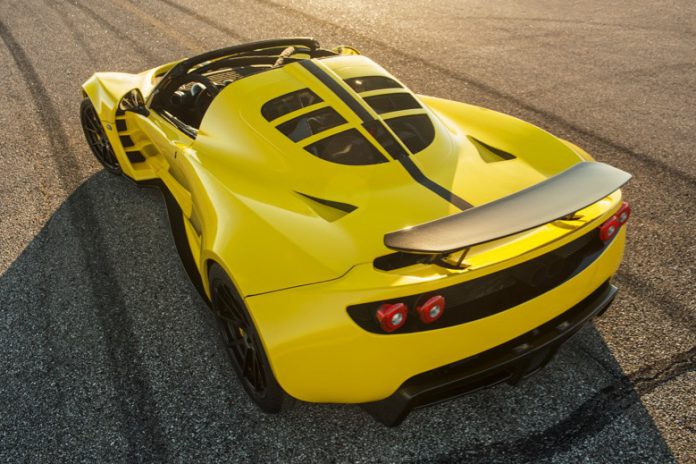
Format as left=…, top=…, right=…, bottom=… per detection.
left=133, top=111, right=195, bottom=216
left=135, top=111, right=204, bottom=263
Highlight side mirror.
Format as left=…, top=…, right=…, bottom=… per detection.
left=119, top=89, right=150, bottom=117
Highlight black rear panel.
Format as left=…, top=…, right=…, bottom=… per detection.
left=347, top=229, right=608, bottom=334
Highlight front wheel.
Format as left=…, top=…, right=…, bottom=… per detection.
left=209, top=264, right=293, bottom=413
left=80, top=99, right=121, bottom=174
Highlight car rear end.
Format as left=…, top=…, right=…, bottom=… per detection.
left=245, top=186, right=630, bottom=424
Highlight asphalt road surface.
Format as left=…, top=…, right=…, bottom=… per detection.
left=1, top=0, right=694, bottom=462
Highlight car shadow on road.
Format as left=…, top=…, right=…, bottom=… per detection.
left=0, top=171, right=676, bottom=463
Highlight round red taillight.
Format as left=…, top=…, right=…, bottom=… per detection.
left=617, top=201, right=631, bottom=225
left=599, top=201, right=630, bottom=241
left=599, top=216, right=620, bottom=241
left=417, top=295, right=446, bottom=323
left=376, top=303, right=408, bottom=332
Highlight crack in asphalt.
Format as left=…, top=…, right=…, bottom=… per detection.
left=0, top=17, right=167, bottom=462
left=427, top=346, right=694, bottom=463
left=631, top=347, right=695, bottom=395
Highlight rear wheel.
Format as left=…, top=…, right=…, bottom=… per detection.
left=209, top=264, right=292, bottom=412
left=80, top=99, right=121, bottom=174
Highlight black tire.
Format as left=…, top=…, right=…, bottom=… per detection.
left=80, top=98, right=122, bottom=174
left=208, top=264, right=293, bottom=413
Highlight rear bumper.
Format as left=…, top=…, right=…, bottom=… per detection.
left=246, top=227, right=625, bottom=403
left=361, top=281, right=617, bottom=426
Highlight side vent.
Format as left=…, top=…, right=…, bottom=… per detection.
left=115, top=105, right=156, bottom=166
left=126, top=151, right=146, bottom=163
left=119, top=135, right=134, bottom=148
left=296, top=192, right=357, bottom=222
left=469, top=137, right=516, bottom=163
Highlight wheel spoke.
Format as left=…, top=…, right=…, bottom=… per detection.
left=220, top=289, right=247, bottom=324
left=81, top=101, right=120, bottom=172
left=229, top=306, right=246, bottom=325
left=218, top=308, right=242, bottom=325
left=248, top=350, right=260, bottom=389
left=213, top=282, right=269, bottom=394
left=219, top=287, right=236, bottom=307
left=253, top=354, right=265, bottom=390
left=227, top=338, right=245, bottom=350
left=243, top=349, right=253, bottom=378
left=86, top=117, right=99, bottom=132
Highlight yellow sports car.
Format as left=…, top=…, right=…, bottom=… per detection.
left=80, top=38, right=631, bottom=425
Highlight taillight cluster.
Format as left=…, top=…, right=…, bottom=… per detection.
left=376, top=296, right=446, bottom=332
left=599, top=201, right=631, bottom=242
left=372, top=202, right=630, bottom=333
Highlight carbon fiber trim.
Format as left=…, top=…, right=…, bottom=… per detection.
left=384, top=162, right=631, bottom=253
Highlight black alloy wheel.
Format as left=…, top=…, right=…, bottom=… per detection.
left=80, top=99, right=121, bottom=174
left=209, top=264, right=291, bottom=413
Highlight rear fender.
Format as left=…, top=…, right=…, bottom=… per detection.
left=194, top=169, right=350, bottom=298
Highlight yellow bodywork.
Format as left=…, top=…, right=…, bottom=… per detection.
left=82, top=52, right=626, bottom=403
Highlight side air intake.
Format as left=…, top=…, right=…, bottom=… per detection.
left=469, top=137, right=516, bottom=163
left=296, top=192, right=357, bottom=222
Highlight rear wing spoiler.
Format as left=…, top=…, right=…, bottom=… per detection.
left=384, top=162, right=631, bottom=254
